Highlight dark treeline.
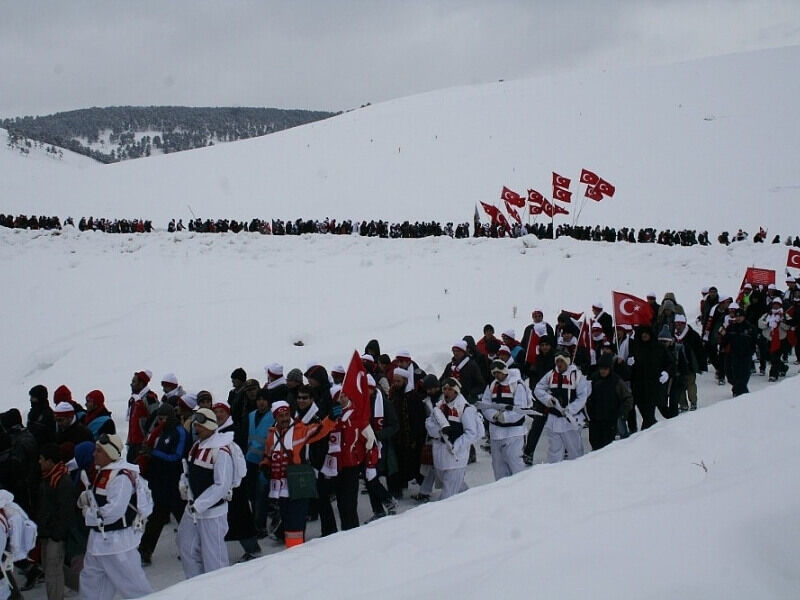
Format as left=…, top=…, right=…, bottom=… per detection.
left=1, top=106, right=338, bottom=163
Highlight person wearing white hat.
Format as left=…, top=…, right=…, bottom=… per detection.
left=176, top=407, right=240, bottom=578
left=758, top=299, right=791, bottom=381
left=534, top=352, right=590, bottom=463
left=673, top=313, right=707, bottom=411
left=591, top=302, right=614, bottom=340
left=480, top=360, right=531, bottom=479
left=126, top=371, right=159, bottom=463
left=159, top=372, right=185, bottom=408
left=440, top=340, right=486, bottom=404
left=78, top=433, right=153, bottom=600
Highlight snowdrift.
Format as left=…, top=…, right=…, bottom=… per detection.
left=2, top=46, right=800, bottom=230
left=148, top=377, right=800, bottom=600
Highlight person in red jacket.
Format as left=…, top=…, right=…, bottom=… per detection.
left=319, top=385, right=367, bottom=533
left=125, top=370, right=159, bottom=463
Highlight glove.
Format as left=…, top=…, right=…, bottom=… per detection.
left=702, top=332, right=709, bottom=342
left=329, top=403, right=343, bottom=420
left=495, top=412, right=506, bottom=424
left=565, top=411, right=578, bottom=426
left=186, top=503, right=198, bottom=519
left=626, top=356, right=635, bottom=366
left=659, top=371, right=669, bottom=384
left=365, top=467, right=377, bottom=482
left=361, top=425, right=377, bottom=450
left=77, top=490, right=92, bottom=512
left=178, top=474, right=190, bottom=501
left=439, top=425, right=452, bottom=439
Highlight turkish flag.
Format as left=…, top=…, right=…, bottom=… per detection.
left=561, top=310, right=584, bottom=324
left=613, top=291, right=654, bottom=327
left=552, top=172, right=571, bottom=190
left=553, top=188, right=573, bottom=203
left=496, top=211, right=511, bottom=230
left=480, top=201, right=500, bottom=224
left=524, top=329, right=539, bottom=366
left=342, top=350, right=371, bottom=429
left=580, top=169, right=599, bottom=185
left=585, top=185, right=604, bottom=201
left=597, top=178, right=616, bottom=197
left=529, top=203, right=543, bottom=215
left=788, top=248, right=800, bottom=269
left=527, top=189, right=544, bottom=204
left=577, top=319, right=591, bottom=353
left=501, top=186, right=525, bottom=208
left=552, top=202, right=569, bottom=216
left=504, top=200, right=522, bottom=224
left=540, top=199, right=555, bottom=218
left=770, top=324, right=782, bottom=354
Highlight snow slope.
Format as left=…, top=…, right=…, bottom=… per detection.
left=0, top=127, right=98, bottom=178
left=3, top=228, right=798, bottom=600
left=2, top=46, right=800, bottom=230
left=146, top=378, right=799, bottom=600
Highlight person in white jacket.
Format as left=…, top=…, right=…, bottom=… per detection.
left=424, top=378, right=479, bottom=499
left=176, top=408, right=235, bottom=579
left=77, top=433, right=153, bottom=600
left=534, top=351, right=591, bottom=463
left=480, top=360, right=531, bottom=480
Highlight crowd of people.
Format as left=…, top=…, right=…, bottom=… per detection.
left=1, top=275, right=798, bottom=600
left=4, top=212, right=800, bottom=247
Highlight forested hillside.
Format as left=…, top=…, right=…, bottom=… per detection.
left=1, top=106, right=337, bottom=163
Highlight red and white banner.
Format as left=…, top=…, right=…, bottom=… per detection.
left=788, top=248, right=800, bottom=269
left=552, top=172, right=571, bottom=190
left=541, top=198, right=569, bottom=217
left=553, top=188, right=573, bottom=203
left=528, top=189, right=544, bottom=215
left=612, top=291, right=654, bottom=327
left=501, top=186, right=526, bottom=208
left=342, top=351, right=371, bottom=429
left=579, top=169, right=599, bottom=185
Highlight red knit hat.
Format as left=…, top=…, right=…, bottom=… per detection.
left=53, top=385, right=72, bottom=404
left=85, top=389, right=105, bottom=407
left=134, top=370, right=151, bottom=385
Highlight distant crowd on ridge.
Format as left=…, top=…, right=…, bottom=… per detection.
left=3, top=212, right=800, bottom=247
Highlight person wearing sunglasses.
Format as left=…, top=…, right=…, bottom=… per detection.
left=77, top=433, right=153, bottom=600
left=176, top=406, right=238, bottom=579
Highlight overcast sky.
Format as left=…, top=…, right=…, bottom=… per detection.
left=1, top=0, right=799, bottom=117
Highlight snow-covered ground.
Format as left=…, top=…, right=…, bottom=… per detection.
left=2, top=46, right=800, bottom=230
left=3, top=227, right=799, bottom=599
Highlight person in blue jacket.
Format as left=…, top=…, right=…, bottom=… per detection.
left=246, top=389, right=274, bottom=538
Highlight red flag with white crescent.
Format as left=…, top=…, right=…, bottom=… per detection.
left=501, top=186, right=526, bottom=208
left=524, top=329, right=540, bottom=366
left=529, top=203, right=543, bottom=215
left=585, top=185, right=604, bottom=201
left=579, top=169, right=599, bottom=185
left=613, top=291, right=654, bottom=327
left=552, top=172, right=571, bottom=189
left=527, top=189, right=544, bottom=204
left=553, top=188, right=573, bottom=203
left=342, top=350, right=371, bottom=429
left=597, top=178, right=616, bottom=197
left=540, top=198, right=555, bottom=218
left=504, top=200, right=522, bottom=224
left=552, top=201, right=570, bottom=216
left=577, top=318, right=591, bottom=353
left=787, top=248, right=800, bottom=269
left=480, top=201, right=500, bottom=224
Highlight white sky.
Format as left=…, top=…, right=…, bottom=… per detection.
left=1, top=0, right=799, bottom=117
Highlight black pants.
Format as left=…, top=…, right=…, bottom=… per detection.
left=636, top=399, right=657, bottom=430
left=317, top=474, right=337, bottom=537
left=523, top=415, right=547, bottom=457
left=588, top=421, right=616, bottom=450
left=366, top=475, right=392, bottom=515
left=335, top=466, right=360, bottom=531
left=139, top=500, right=185, bottom=555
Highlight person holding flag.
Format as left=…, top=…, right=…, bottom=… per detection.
left=758, top=299, right=791, bottom=381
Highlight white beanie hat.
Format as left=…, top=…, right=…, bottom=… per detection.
left=270, top=400, right=291, bottom=415
left=266, top=363, right=283, bottom=377
left=502, top=329, right=516, bottom=339
left=97, top=433, right=124, bottom=461
left=180, top=393, right=198, bottom=410
left=498, top=345, right=511, bottom=355
left=331, top=364, right=346, bottom=375
left=53, top=402, right=75, bottom=416
left=674, top=314, right=687, bottom=323
left=361, top=353, right=375, bottom=363
left=592, top=301, right=603, bottom=309
left=161, top=372, right=178, bottom=386
left=396, top=349, right=412, bottom=360
left=452, top=340, right=468, bottom=353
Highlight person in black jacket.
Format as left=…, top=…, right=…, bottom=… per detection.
left=673, top=314, right=707, bottom=411
left=53, top=403, right=93, bottom=462
left=588, top=355, right=634, bottom=450
left=365, top=378, right=399, bottom=521
left=440, top=341, right=485, bottom=404
left=36, top=443, right=77, bottom=600
left=27, top=384, right=56, bottom=446
left=720, top=308, right=757, bottom=396
left=138, top=404, right=188, bottom=565
left=0, top=409, right=40, bottom=516
left=628, top=326, right=674, bottom=431
left=658, top=325, right=688, bottom=419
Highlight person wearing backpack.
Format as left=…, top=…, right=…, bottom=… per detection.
left=76, top=433, right=152, bottom=600
left=479, top=361, right=531, bottom=480
left=176, top=407, right=242, bottom=578
left=36, top=443, right=76, bottom=600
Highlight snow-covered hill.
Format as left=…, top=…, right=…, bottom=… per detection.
left=1, top=127, right=98, bottom=173
left=2, top=46, right=799, bottom=231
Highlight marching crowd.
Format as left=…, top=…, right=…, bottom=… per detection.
left=0, top=277, right=799, bottom=600
left=4, top=212, right=800, bottom=248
